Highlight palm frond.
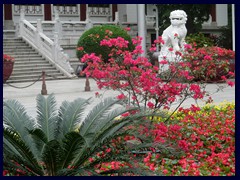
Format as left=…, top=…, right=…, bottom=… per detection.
left=36, top=93, right=58, bottom=142
left=41, top=140, right=64, bottom=176
left=3, top=152, right=43, bottom=176
left=3, top=100, right=36, bottom=146
left=80, top=97, right=123, bottom=137
left=86, top=105, right=139, bottom=137
left=90, top=111, right=149, bottom=147
left=54, top=100, right=70, bottom=140
left=60, top=98, right=91, bottom=135
left=28, top=128, right=48, bottom=160
left=60, top=132, right=86, bottom=169
left=3, top=128, right=42, bottom=173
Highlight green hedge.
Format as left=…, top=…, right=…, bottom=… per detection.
left=76, top=25, right=134, bottom=62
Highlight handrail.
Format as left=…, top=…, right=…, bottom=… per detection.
left=19, top=17, right=75, bottom=78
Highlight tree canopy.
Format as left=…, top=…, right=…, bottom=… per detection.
left=156, top=4, right=212, bottom=35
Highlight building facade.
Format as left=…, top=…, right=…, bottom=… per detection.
left=3, top=4, right=230, bottom=59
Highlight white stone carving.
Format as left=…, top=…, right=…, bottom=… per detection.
left=158, top=10, right=187, bottom=70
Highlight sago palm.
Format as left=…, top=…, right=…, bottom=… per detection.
left=3, top=94, right=157, bottom=176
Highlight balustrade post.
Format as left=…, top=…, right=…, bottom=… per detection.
left=85, top=7, right=93, bottom=30
left=54, top=7, right=62, bottom=40
left=19, top=8, right=25, bottom=36
left=54, top=19, right=62, bottom=40
left=35, top=19, right=42, bottom=50
left=54, top=6, right=59, bottom=21
left=37, top=19, right=43, bottom=33
left=86, top=6, right=90, bottom=22
left=114, top=11, right=119, bottom=24
left=53, top=32, right=59, bottom=62
left=20, top=8, right=25, bottom=21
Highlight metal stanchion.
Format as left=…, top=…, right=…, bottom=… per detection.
left=41, top=71, right=48, bottom=95
left=85, top=76, right=90, bottom=91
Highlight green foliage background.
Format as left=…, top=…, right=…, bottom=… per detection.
left=76, top=25, right=134, bottom=62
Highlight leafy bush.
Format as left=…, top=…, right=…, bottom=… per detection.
left=185, top=33, right=214, bottom=49
left=183, top=46, right=235, bottom=82
left=216, top=25, right=233, bottom=49
left=76, top=25, right=134, bottom=62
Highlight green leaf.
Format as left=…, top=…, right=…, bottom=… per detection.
left=41, top=140, right=64, bottom=176
left=36, top=94, right=58, bottom=142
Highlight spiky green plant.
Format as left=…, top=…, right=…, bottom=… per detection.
left=3, top=94, right=158, bottom=176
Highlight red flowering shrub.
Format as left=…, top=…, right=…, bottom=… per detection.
left=3, top=54, right=14, bottom=62
left=144, top=103, right=235, bottom=176
left=183, top=46, right=235, bottom=82
left=88, top=103, right=235, bottom=176
left=80, top=35, right=213, bottom=113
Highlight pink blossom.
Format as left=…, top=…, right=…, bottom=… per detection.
left=117, top=94, right=126, bottom=100
left=203, top=55, right=213, bottom=60
left=124, top=27, right=131, bottom=31
left=147, top=102, right=154, bottom=109
left=227, top=81, right=235, bottom=87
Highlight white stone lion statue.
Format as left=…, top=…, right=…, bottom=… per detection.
left=159, top=10, right=188, bottom=58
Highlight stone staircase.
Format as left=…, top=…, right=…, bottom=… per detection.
left=3, top=37, right=69, bottom=83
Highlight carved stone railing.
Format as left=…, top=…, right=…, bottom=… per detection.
left=88, top=6, right=111, bottom=16
left=13, top=4, right=43, bottom=15
left=53, top=4, right=79, bottom=15
left=18, top=9, right=75, bottom=78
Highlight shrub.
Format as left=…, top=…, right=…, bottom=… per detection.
left=183, top=46, right=235, bottom=82
left=142, top=102, right=235, bottom=176
left=216, top=25, right=233, bottom=49
left=76, top=25, right=135, bottom=63
left=185, top=33, right=214, bottom=49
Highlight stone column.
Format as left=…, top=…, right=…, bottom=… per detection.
left=137, top=4, right=146, bottom=57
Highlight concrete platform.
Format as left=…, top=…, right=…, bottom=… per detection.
left=3, top=78, right=235, bottom=118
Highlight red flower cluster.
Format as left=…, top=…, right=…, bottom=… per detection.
left=183, top=46, right=235, bottom=82
left=3, top=54, right=14, bottom=62
left=139, top=104, right=235, bottom=176
left=81, top=34, right=212, bottom=112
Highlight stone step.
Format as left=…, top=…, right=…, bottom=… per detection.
left=3, top=46, right=33, bottom=50
left=12, top=56, right=44, bottom=60
left=12, top=69, right=62, bottom=76
left=9, top=72, right=66, bottom=79
left=6, top=52, right=40, bottom=56
left=13, top=64, right=53, bottom=68
left=14, top=62, right=50, bottom=66
left=3, top=35, right=68, bottom=83
left=12, top=66, right=56, bottom=72
left=3, top=38, right=23, bottom=42
left=3, top=42, right=30, bottom=45
left=15, top=58, right=48, bottom=64
left=6, top=76, right=68, bottom=84
left=3, top=45, right=31, bottom=49
left=4, top=47, right=34, bottom=51
left=11, top=54, right=42, bottom=58
left=3, top=40, right=28, bottom=43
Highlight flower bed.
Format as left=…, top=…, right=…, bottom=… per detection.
left=146, top=102, right=235, bottom=176
left=93, top=102, right=235, bottom=176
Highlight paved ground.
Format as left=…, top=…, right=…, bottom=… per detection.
left=3, top=78, right=235, bottom=118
